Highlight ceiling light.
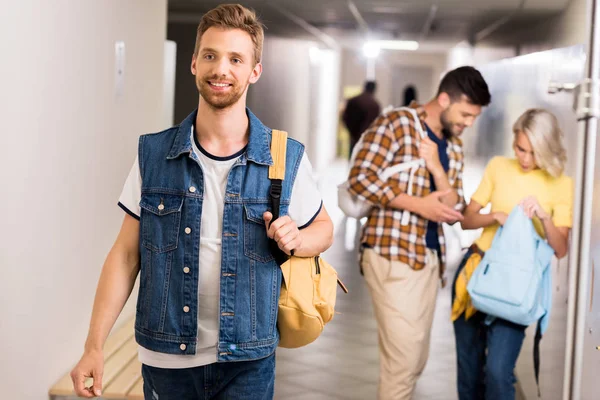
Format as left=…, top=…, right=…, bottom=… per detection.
left=309, top=47, right=322, bottom=64
left=363, top=42, right=381, bottom=58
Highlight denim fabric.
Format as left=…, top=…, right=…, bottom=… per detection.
left=452, top=253, right=527, bottom=400
left=135, top=109, right=304, bottom=361
left=141, top=353, right=276, bottom=400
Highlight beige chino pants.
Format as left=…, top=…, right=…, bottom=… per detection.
left=362, top=248, right=440, bottom=400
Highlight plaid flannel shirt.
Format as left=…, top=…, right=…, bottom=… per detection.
left=348, top=103, right=466, bottom=272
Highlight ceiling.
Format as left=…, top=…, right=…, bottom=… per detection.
left=168, top=0, right=570, bottom=51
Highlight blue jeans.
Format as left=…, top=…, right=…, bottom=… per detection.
left=141, top=353, right=276, bottom=400
left=452, top=253, right=527, bottom=400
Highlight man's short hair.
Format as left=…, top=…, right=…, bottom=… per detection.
left=437, top=66, right=491, bottom=106
left=194, top=4, right=265, bottom=65
left=365, top=81, right=377, bottom=93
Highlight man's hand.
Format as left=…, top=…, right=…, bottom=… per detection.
left=493, top=211, right=509, bottom=226
left=263, top=212, right=302, bottom=255
left=70, top=349, right=104, bottom=398
left=418, top=136, right=444, bottom=176
left=417, top=189, right=464, bottom=223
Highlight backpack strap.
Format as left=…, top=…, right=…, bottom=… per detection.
left=269, top=130, right=287, bottom=224
left=268, top=130, right=292, bottom=264
left=269, top=130, right=287, bottom=181
left=402, top=107, right=426, bottom=139
left=534, top=319, right=542, bottom=397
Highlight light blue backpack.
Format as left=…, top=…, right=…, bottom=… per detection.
left=467, top=205, right=555, bottom=396
left=467, top=206, right=554, bottom=331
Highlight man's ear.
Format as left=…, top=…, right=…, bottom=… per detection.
left=438, top=92, right=451, bottom=109
left=191, top=54, right=198, bottom=76
left=249, top=62, right=263, bottom=84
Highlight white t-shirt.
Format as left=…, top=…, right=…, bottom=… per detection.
left=118, top=128, right=322, bottom=369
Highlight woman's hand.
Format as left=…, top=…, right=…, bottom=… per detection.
left=520, top=196, right=550, bottom=221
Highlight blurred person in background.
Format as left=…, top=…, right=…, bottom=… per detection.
left=403, top=85, right=418, bottom=106
left=342, top=80, right=381, bottom=159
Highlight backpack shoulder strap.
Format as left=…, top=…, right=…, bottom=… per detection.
left=397, top=106, right=426, bottom=139
left=269, top=130, right=288, bottom=181
left=268, top=129, right=291, bottom=264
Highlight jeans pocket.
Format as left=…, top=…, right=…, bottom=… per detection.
left=140, top=192, right=184, bottom=253
left=243, top=204, right=275, bottom=263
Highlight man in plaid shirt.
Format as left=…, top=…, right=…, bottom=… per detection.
left=348, top=66, right=491, bottom=399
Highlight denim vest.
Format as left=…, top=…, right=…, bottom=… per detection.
left=135, top=109, right=304, bottom=362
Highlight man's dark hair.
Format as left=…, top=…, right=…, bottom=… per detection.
left=365, top=81, right=377, bottom=93
left=437, top=66, right=491, bottom=106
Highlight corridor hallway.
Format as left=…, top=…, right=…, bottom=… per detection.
left=275, top=146, right=574, bottom=399
left=4, top=2, right=597, bottom=399
left=273, top=161, right=460, bottom=400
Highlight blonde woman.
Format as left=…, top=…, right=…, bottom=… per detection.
left=451, top=109, right=573, bottom=400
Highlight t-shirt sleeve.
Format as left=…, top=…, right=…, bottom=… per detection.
left=552, top=176, right=574, bottom=228
left=288, top=153, right=323, bottom=229
left=470, top=156, right=498, bottom=207
left=118, top=155, right=142, bottom=220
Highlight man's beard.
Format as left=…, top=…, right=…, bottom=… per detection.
left=197, top=75, right=249, bottom=110
left=440, top=109, right=462, bottom=139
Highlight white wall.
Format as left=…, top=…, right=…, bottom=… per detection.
left=0, top=1, right=167, bottom=399
left=390, top=66, right=434, bottom=107
left=248, top=38, right=313, bottom=146
left=247, top=37, right=342, bottom=175
left=446, top=42, right=517, bottom=71
left=163, top=40, right=178, bottom=127
left=307, top=48, right=342, bottom=174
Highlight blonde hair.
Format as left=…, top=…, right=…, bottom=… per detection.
left=194, top=4, right=264, bottom=65
left=513, top=108, right=567, bottom=177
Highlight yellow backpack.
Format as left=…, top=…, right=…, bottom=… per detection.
left=269, top=130, right=348, bottom=349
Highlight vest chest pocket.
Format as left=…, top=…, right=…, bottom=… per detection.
left=140, top=193, right=184, bottom=253
left=243, top=204, right=275, bottom=263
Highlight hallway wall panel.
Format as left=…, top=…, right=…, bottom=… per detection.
left=0, top=1, right=168, bottom=398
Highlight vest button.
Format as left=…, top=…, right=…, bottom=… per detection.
left=189, top=186, right=196, bottom=193
left=183, top=306, right=190, bottom=313
left=183, top=267, right=190, bottom=274
left=185, top=227, right=191, bottom=234
left=180, top=344, right=187, bottom=351
left=157, top=204, right=165, bottom=211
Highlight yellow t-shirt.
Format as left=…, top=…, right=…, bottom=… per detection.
left=471, top=156, right=574, bottom=251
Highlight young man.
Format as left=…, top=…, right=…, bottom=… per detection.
left=348, top=66, right=491, bottom=400
left=342, top=81, right=381, bottom=159
left=70, top=4, right=333, bottom=399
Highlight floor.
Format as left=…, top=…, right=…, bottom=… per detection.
left=273, top=161, right=461, bottom=400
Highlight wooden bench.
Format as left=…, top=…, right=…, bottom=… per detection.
left=49, top=318, right=144, bottom=400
